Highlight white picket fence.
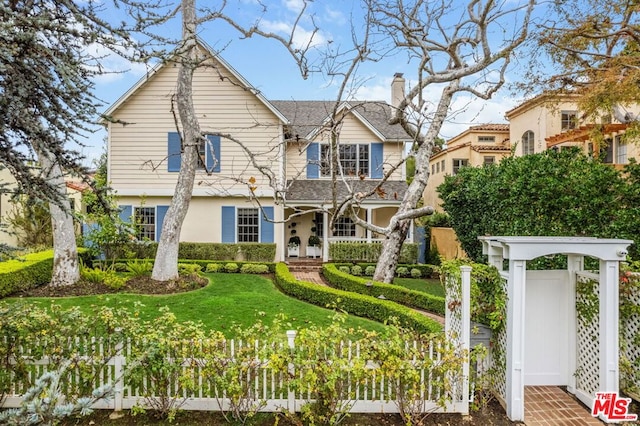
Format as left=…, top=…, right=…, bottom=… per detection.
left=1, top=330, right=470, bottom=414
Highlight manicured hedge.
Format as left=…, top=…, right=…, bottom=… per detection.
left=0, top=249, right=91, bottom=297
left=103, top=242, right=276, bottom=262
left=274, top=263, right=441, bottom=334
left=328, top=242, right=419, bottom=263
left=101, top=259, right=277, bottom=273
left=341, top=263, right=437, bottom=278
left=323, top=263, right=445, bottom=315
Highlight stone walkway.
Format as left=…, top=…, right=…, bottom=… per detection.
left=524, top=386, right=603, bottom=425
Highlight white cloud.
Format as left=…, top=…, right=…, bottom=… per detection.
left=84, top=42, right=151, bottom=84
left=283, top=0, right=305, bottom=13
left=261, top=20, right=327, bottom=49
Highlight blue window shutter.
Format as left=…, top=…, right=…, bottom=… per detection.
left=119, top=205, right=132, bottom=223
left=306, top=143, right=319, bottom=178
left=260, top=206, right=274, bottom=243
left=221, top=206, right=235, bottom=243
left=371, top=143, right=384, bottom=178
left=156, top=205, right=169, bottom=242
left=207, top=135, right=221, bottom=173
left=168, top=132, right=181, bottom=172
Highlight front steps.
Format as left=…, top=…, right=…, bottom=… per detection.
left=286, top=258, right=323, bottom=273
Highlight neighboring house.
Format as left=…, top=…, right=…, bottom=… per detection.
left=103, top=42, right=413, bottom=261
left=505, top=92, right=640, bottom=166
left=424, top=124, right=510, bottom=211
left=0, top=166, right=87, bottom=247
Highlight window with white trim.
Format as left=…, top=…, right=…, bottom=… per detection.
left=237, top=208, right=259, bottom=242
left=616, top=135, right=627, bottom=164
left=134, top=207, right=155, bottom=241
left=522, top=130, right=535, bottom=155
left=484, top=156, right=495, bottom=165
left=452, top=159, right=468, bottom=175
left=561, top=111, right=577, bottom=131
left=333, top=216, right=355, bottom=237
left=320, top=144, right=370, bottom=177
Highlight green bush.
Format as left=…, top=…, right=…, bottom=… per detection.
left=178, top=263, right=202, bottom=275
left=395, top=267, right=409, bottom=277
left=322, top=264, right=445, bottom=316
left=338, top=266, right=351, bottom=274
left=328, top=243, right=418, bottom=263
left=0, top=249, right=89, bottom=297
left=205, top=263, right=222, bottom=273
left=224, top=263, right=239, bottom=273
left=239, top=264, right=269, bottom=274
left=126, top=260, right=153, bottom=278
left=410, top=268, right=422, bottom=279
left=351, top=265, right=362, bottom=276
left=103, top=273, right=127, bottom=290
left=80, top=266, right=108, bottom=284
left=365, top=265, right=376, bottom=276
left=274, top=263, right=441, bottom=334
left=104, top=243, right=277, bottom=262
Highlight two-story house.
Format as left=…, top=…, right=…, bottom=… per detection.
left=424, top=124, right=510, bottom=210
left=505, top=92, right=640, bottom=166
left=103, top=42, right=412, bottom=261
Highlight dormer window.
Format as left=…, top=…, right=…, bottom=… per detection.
left=561, top=111, right=577, bottom=131
left=320, top=144, right=370, bottom=177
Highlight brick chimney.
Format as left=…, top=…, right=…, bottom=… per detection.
left=391, top=73, right=405, bottom=109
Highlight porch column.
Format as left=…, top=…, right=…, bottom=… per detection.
left=506, top=259, right=527, bottom=422
left=322, top=211, right=329, bottom=262
left=599, top=259, right=620, bottom=395
left=366, top=208, right=371, bottom=243
left=566, top=254, right=584, bottom=394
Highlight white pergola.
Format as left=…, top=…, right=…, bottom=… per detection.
left=479, top=236, right=633, bottom=423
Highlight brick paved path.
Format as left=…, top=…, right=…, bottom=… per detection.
left=524, top=386, right=604, bottom=425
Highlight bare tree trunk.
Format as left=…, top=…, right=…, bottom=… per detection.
left=34, top=144, right=80, bottom=286
left=372, top=80, right=459, bottom=283
left=151, top=0, right=200, bottom=281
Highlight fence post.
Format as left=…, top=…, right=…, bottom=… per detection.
left=286, top=330, right=297, bottom=412
left=460, top=265, right=472, bottom=415
left=112, top=335, right=125, bottom=412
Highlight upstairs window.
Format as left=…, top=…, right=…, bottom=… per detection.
left=452, top=159, right=468, bottom=175
left=616, top=135, right=628, bottom=164
left=478, top=136, right=495, bottom=143
left=561, top=111, right=577, bottom=131
left=522, top=131, right=535, bottom=155
left=320, top=144, right=370, bottom=177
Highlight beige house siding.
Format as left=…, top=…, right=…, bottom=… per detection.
left=117, top=195, right=284, bottom=260
left=424, top=127, right=510, bottom=211
left=108, top=56, right=283, bottom=197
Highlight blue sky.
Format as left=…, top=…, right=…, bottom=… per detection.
left=83, top=0, right=540, bottom=166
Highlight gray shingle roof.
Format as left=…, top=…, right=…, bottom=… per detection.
left=271, top=100, right=413, bottom=141
left=286, top=179, right=408, bottom=203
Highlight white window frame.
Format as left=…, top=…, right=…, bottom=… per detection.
left=452, top=158, right=468, bottom=175
left=134, top=207, right=155, bottom=241
left=561, top=111, right=578, bottom=131
left=616, top=135, right=627, bottom=164
left=522, top=131, right=535, bottom=155
left=333, top=216, right=356, bottom=237
left=237, top=208, right=260, bottom=243
left=320, top=143, right=370, bottom=177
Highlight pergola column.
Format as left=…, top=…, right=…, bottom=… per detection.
left=506, top=259, right=527, bottom=422
left=566, top=254, right=584, bottom=394
left=599, top=259, right=620, bottom=394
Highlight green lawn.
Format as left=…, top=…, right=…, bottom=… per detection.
left=4, top=273, right=386, bottom=336
left=393, top=277, right=445, bottom=297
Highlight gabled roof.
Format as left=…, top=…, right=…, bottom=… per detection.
left=101, top=39, right=288, bottom=124
left=271, top=100, right=413, bottom=142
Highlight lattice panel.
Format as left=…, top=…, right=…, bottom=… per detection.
left=443, top=269, right=470, bottom=407
left=621, top=274, right=640, bottom=394
left=491, top=275, right=508, bottom=401
left=575, top=273, right=599, bottom=397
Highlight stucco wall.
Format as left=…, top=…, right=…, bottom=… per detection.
left=430, top=227, right=466, bottom=260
